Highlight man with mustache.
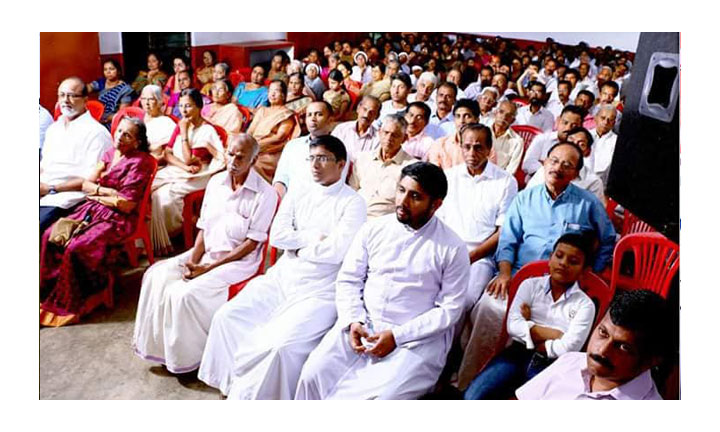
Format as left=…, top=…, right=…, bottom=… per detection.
left=273, top=101, right=342, bottom=197
left=331, top=96, right=381, bottom=162
left=40, top=77, right=113, bottom=232
left=521, top=105, right=585, bottom=177
left=488, top=101, right=524, bottom=175
left=517, top=290, right=666, bottom=400
left=514, top=81, right=555, bottom=132
left=425, top=82, right=458, bottom=139
left=295, top=162, right=470, bottom=399
left=426, top=99, right=480, bottom=169
left=463, top=66, right=495, bottom=102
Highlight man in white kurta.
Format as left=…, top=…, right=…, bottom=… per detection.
left=198, top=135, right=367, bottom=399
left=295, top=162, right=470, bottom=400
left=589, top=105, right=618, bottom=185
left=133, top=134, right=277, bottom=374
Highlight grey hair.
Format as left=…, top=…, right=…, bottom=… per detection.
left=418, top=71, right=438, bottom=86
left=216, top=62, right=230, bottom=75
left=384, top=113, right=408, bottom=133
left=228, top=133, right=260, bottom=159
left=596, top=103, right=618, bottom=116
left=142, top=84, right=164, bottom=103
left=117, top=116, right=149, bottom=153
left=480, top=86, right=500, bottom=98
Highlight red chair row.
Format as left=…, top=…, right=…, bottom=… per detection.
left=509, top=124, right=542, bottom=190
left=53, top=100, right=105, bottom=122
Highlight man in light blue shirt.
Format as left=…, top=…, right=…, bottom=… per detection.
left=488, top=141, right=616, bottom=300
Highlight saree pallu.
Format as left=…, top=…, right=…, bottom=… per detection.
left=249, top=107, right=301, bottom=182
left=131, top=71, right=169, bottom=94
left=202, top=103, right=243, bottom=134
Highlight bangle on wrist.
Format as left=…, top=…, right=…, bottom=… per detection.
left=95, top=184, right=101, bottom=195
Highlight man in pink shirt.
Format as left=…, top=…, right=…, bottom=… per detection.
left=516, top=289, right=667, bottom=400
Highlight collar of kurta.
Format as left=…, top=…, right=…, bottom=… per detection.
left=397, top=213, right=437, bottom=234
left=310, top=177, right=346, bottom=195
left=542, top=275, right=582, bottom=302
left=579, top=365, right=656, bottom=400
left=374, top=147, right=411, bottom=165
left=461, top=161, right=496, bottom=182
left=222, top=168, right=262, bottom=195
left=61, top=110, right=93, bottom=128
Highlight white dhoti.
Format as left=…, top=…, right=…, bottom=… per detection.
left=132, top=249, right=258, bottom=373
left=197, top=268, right=338, bottom=399
left=466, top=258, right=495, bottom=309
left=295, top=321, right=452, bottom=400
left=457, top=292, right=508, bottom=390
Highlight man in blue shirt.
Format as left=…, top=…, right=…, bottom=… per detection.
left=488, top=141, right=616, bottom=300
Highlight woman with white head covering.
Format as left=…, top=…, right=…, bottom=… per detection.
left=351, top=51, right=372, bottom=84
left=304, top=63, right=326, bottom=101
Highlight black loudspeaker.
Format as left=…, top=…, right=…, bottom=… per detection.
left=606, top=32, right=680, bottom=243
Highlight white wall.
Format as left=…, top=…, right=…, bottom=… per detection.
left=98, top=32, right=122, bottom=54
left=191, top=32, right=286, bottom=46
left=472, top=32, right=641, bottom=52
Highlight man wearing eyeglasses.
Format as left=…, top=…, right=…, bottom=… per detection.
left=40, top=77, right=112, bottom=232
left=198, top=135, right=366, bottom=400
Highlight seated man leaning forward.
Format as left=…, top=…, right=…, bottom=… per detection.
left=132, top=133, right=277, bottom=374
left=464, top=232, right=596, bottom=399
left=457, top=141, right=615, bottom=390
left=348, top=114, right=417, bottom=218
left=295, top=162, right=471, bottom=400
left=517, top=289, right=667, bottom=400
left=198, top=135, right=366, bottom=399
left=436, top=123, right=517, bottom=309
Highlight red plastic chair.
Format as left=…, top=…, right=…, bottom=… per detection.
left=605, top=198, right=656, bottom=237
left=209, top=123, right=228, bottom=148
left=182, top=190, right=206, bottom=250
left=512, top=97, right=529, bottom=107
left=227, top=192, right=282, bottom=300
left=124, top=157, right=159, bottom=267
left=110, top=107, right=145, bottom=136
left=236, top=104, right=253, bottom=132
left=510, top=125, right=542, bottom=190
left=53, top=100, right=105, bottom=122
left=479, top=260, right=614, bottom=375
left=609, top=232, right=679, bottom=299
left=229, top=71, right=245, bottom=87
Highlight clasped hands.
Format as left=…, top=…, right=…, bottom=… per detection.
left=348, top=322, right=396, bottom=359
left=183, top=261, right=211, bottom=280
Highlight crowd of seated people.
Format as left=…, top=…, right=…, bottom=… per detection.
left=40, top=32, right=677, bottom=400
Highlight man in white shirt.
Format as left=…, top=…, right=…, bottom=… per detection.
left=547, top=80, right=571, bottom=119
left=589, top=104, right=619, bottom=185
left=522, top=105, right=584, bottom=177
left=489, top=101, right=524, bottom=175
left=463, top=66, right=494, bottom=102
left=517, top=290, right=667, bottom=400
left=426, top=82, right=457, bottom=139
left=331, top=95, right=381, bottom=162
left=273, top=101, right=339, bottom=197
left=349, top=114, right=416, bottom=218
left=198, top=135, right=367, bottom=399
left=477, top=87, right=499, bottom=127
left=133, top=134, right=278, bottom=374
left=39, top=104, right=54, bottom=158
left=40, top=77, right=113, bottom=231
left=402, top=101, right=435, bottom=160
left=407, top=71, right=437, bottom=108
left=536, top=57, right=558, bottom=94
left=514, top=81, right=555, bottom=132
left=436, top=124, right=518, bottom=308
left=378, top=72, right=412, bottom=125
left=295, top=162, right=470, bottom=399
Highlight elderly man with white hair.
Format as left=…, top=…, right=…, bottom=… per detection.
left=133, top=133, right=278, bottom=375
left=408, top=71, right=438, bottom=108
left=139, top=84, right=177, bottom=159
left=477, top=87, right=499, bottom=126
left=40, top=76, right=113, bottom=232
left=589, top=104, right=618, bottom=185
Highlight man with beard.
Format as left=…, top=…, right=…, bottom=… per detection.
left=517, top=290, right=666, bottom=400
left=349, top=114, right=416, bottom=218
left=40, top=77, right=113, bottom=231
left=426, top=99, right=480, bottom=169
left=522, top=105, right=584, bottom=177
left=331, top=96, right=381, bottom=162
left=273, top=101, right=340, bottom=197
left=295, top=162, right=470, bottom=399
left=426, top=82, right=458, bottom=139
left=488, top=101, right=525, bottom=175
left=198, top=136, right=366, bottom=399
left=464, top=66, right=495, bottom=101
left=514, top=81, right=554, bottom=132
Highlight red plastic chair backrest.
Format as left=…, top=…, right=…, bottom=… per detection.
left=486, top=260, right=613, bottom=373
left=510, top=125, right=542, bottom=190
left=609, top=232, right=679, bottom=299
left=208, top=123, right=228, bottom=148
left=622, top=208, right=656, bottom=236
left=110, top=107, right=145, bottom=136
left=235, top=104, right=253, bottom=132
left=513, top=97, right=529, bottom=107
left=53, top=100, right=105, bottom=122
left=229, top=71, right=245, bottom=87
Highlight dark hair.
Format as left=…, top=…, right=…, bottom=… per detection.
left=391, top=72, right=413, bottom=89
left=177, top=69, right=192, bottom=80
left=328, top=69, right=345, bottom=84
left=553, top=231, right=595, bottom=267
left=547, top=141, right=584, bottom=171
left=103, top=59, right=124, bottom=79
left=251, top=63, right=266, bottom=76
left=273, top=50, right=290, bottom=64
left=173, top=56, right=189, bottom=68
left=561, top=104, right=586, bottom=119
left=528, top=80, right=547, bottom=93
left=493, top=72, right=509, bottom=82
left=339, top=60, right=353, bottom=72
left=288, top=72, right=305, bottom=84
left=202, top=49, right=216, bottom=64
left=373, top=62, right=386, bottom=74
left=269, top=79, right=288, bottom=96
left=566, top=126, right=594, bottom=148
left=577, top=89, right=596, bottom=105
left=311, top=100, right=334, bottom=117
left=565, top=68, right=581, bottom=81
left=118, top=116, right=150, bottom=153
left=608, top=290, right=668, bottom=358
left=480, top=65, right=494, bottom=75
left=309, top=135, right=347, bottom=162
left=459, top=123, right=493, bottom=150
left=400, top=162, right=448, bottom=200
left=437, top=81, right=458, bottom=97
left=453, top=98, right=480, bottom=118
left=214, top=78, right=234, bottom=96
left=406, top=101, right=431, bottom=123
left=147, top=52, right=163, bottom=66
left=601, top=80, right=620, bottom=95
left=557, top=79, right=572, bottom=90
left=180, top=88, right=204, bottom=109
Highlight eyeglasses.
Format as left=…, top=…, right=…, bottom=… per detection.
left=57, top=92, right=83, bottom=100
left=546, top=156, right=577, bottom=171
left=306, top=155, right=336, bottom=164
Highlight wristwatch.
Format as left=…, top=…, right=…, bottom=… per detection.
left=49, top=185, right=57, bottom=195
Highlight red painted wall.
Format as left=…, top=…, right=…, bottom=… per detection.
left=287, top=32, right=368, bottom=61
left=40, top=32, right=101, bottom=111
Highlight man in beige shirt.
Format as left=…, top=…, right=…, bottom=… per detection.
left=489, top=100, right=524, bottom=174
left=348, top=114, right=417, bottom=218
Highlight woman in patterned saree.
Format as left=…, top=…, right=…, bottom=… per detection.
left=40, top=117, right=156, bottom=327
left=87, top=59, right=134, bottom=126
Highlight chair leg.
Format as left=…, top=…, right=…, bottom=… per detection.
left=125, top=239, right=139, bottom=267
left=143, top=229, right=154, bottom=265
left=104, top=273, right=114, bottom=309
